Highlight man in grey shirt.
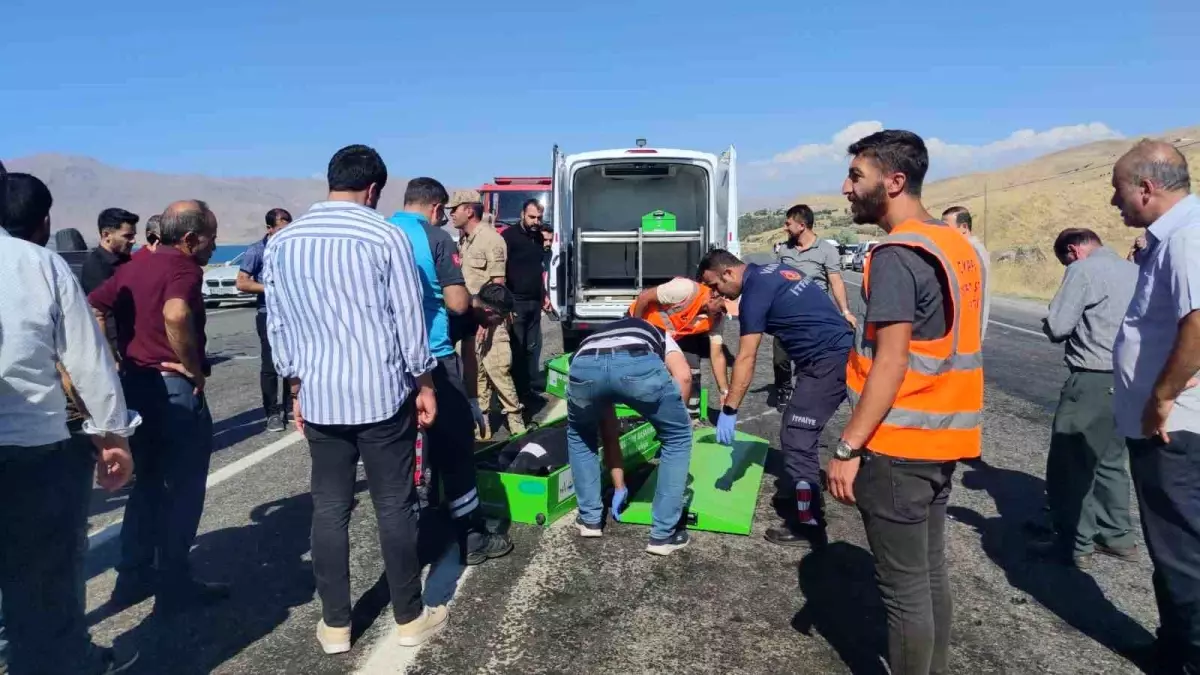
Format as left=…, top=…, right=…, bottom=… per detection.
left=1111, top=140, right=1200, bottom=673
left=1032, top=228, right=1138, bottom=568
left=943, top=206, right=991, bottom=341
left=773, top=204, right=855, bottom=408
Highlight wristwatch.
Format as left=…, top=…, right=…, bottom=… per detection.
left=833, top=439, right=863, bottom=461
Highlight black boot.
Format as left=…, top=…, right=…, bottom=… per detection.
left=764, top=521, right=828, bottom=549
left=458, top=514, right=514, bottom=566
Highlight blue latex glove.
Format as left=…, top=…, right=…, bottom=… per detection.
left=611, top=487, right=629, bottom=522
left=716, top=412, right=738, bottom=445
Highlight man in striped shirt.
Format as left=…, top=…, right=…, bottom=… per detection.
left=262, top=145, right=443, bottom=654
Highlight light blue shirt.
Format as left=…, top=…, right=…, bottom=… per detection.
left=263, top=201, right=436, bottom=426
left=388, top=212, right=454, bottom=359
left=1113, top=194, right=1200, bottom=438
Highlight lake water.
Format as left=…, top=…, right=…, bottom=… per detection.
left=209, top=244, right=250, bottom=265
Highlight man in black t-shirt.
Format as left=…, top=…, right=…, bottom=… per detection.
left=502, top=199, right=549, bottom=402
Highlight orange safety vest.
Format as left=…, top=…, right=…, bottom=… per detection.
left=846, top=220, right=984, bottom=461
left=628, top=278, right=714, bottom=338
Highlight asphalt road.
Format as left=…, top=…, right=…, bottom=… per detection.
left=77, top=272, right=1162, bottom=674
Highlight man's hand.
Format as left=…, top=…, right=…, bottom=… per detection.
left=416, top=384, right=437, bottom=430
left=843, top=311, right=859, bottom=329
left=92, top=435, right=134, bottom=492
left=161, top=361, right=206, bottom=394
left=716, top=411, right=738, bottom=445
left=468, top=397, right=486, bottom=437
left=542, top=294, right=552, bottom=312
left=1143, top=377, right=1200, bottom=443
left=719, top=389, right=730, bottom=408
left=827, top=456, right=861, bottom=505
left=293, top=397, right=305, bottom=434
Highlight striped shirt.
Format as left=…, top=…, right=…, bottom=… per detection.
left=262, top=201, right=436, bottom=426
left=574, top=317, right=680, bottom=362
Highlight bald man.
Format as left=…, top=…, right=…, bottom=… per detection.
left=89, top=200, right=229, bottom=614
left=1110, top=139, right=1200, bottom=673
left=942, top=206, right=991, bottom=341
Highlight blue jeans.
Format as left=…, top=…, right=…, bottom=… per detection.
left=119, top=370, right=214, bottom=589
left=566, top=350, right=692, bottom=540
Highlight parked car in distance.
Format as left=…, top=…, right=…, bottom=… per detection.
left=202, top=252, right=254, bottom=308
left=851, top=241, right=880, bottom=272
left=838, top=244, right=855, bottom=269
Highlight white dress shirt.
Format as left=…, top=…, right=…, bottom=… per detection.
left=0, top=230, right=139, bottom=447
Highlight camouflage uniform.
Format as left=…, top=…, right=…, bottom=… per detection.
left=460, top=220, right=525, bottom=436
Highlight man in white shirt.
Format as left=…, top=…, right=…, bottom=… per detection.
left=1109, top=140, right=1200, bottom=673
left=0, top=169, right=140, bottom=674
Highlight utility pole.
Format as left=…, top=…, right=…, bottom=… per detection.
left=983, top=180, right=989, bottom=249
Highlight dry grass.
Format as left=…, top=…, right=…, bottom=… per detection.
left=756, top=124, right=1200, bottom=297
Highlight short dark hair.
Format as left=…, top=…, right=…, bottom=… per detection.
left=159, top=200, right=214, bottom=246
left=403, top=177, right=450, bottom=207
left=942, top=206, right=972, bottom=231
left=522, top=198, right=543, bottom=213
left=478, top=281, right=515, bottom=314
left=1, top=172, right=54, bottom=241
left=696, top=249, right=743, bottom=278
left=327, top=144, right=388, bottom=193
left=785, top=204, right=814, bottom=228
left=265, top=208, right=292, bottom=228
left=1053, top=228, right=1103, bottom=261
left=98, top=207, right=139, bottom=236
left=847, top=129, right=930, bottom=196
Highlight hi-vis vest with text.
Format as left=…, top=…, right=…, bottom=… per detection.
left=846, top=220, right=984, bottom=461
left=628, top=278, right=714, bottom=338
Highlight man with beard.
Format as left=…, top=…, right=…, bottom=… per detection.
left=698, top=249, right=852, bottom=549
left=1110, top=139, right=1200, bottom=674
left=773, top=204, right=856, bottom=410
left=502, top=198, right=550, bottom=402
left=389, top=178, right=514, bottom=567
left=82, top=208, right=139, bottom=294
left=828, top=130, right=984, bottom=675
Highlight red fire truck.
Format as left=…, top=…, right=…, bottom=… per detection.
left=478, top=176, right=551, bottom=231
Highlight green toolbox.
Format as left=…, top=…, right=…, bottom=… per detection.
left=640, top=210, right=677, bottom=233
left=619, top=428, right=769, bottom=536
left=473, top=415, right=660, bottom=528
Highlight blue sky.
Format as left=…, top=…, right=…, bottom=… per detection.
left=1, top=0, right=1196, bottom=199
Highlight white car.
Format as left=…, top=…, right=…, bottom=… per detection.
left=202, top=252, right=254, bottom=307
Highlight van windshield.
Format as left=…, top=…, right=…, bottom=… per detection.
left=495, top=191, right=549, bottom=226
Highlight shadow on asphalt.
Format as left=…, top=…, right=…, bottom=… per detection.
left=949, top=459, right=1156, bottom=672
left=212, top=409, right=267, bottom=453
left=109, top=490, right=319, bottom=674
left=793, top=542, right=888, bottom=674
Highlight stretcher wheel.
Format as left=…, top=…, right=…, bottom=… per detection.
left=536, top=513, right=546, bottom=526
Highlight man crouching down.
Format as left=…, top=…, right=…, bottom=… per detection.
left=566, top=317, right=694, bottom=555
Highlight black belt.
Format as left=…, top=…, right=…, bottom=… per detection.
left=1068, top=366, right=1113, bottom=374
left=573, top=345, right=652, bottom=359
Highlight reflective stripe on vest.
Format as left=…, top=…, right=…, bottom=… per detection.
left=845, top=221, right=984, bottom=461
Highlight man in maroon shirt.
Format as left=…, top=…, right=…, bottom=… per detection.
left=89, top=199, right=228, bottom=614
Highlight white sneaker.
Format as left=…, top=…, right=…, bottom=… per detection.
left=316, top=619, right=351, bottom=655
left=396, top=605, right=449, bottom=647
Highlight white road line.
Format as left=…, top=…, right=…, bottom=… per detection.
left=86, top=430, right=304, bottom=551
left=354, top=543, right=479, bottom=674
left=987, top=319, right=1044, bottom=337
left=842, top=273, right=1047, bottom=338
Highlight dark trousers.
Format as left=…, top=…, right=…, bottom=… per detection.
left=511, top=299, right=543, bottom=400
left=778, top=354, right=847, bottom=523
left=1129, top=431, right=1200, bottom=672
left=306, top=401, right=423, bottom=627
left=1045, top=370, right=1134, bottom=555
left=856, top=454, right=956, bottom=675
left=675, top=334, right=709, bottom=413
left=119, top=371, right=214, bottom=590
left=772, top=338, right=793, bottom=390
left=0, top=441, right=104, bottom=675
left=256, top=312, right=291, bottom=419
left=427, top=354, right=481, bottom=521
